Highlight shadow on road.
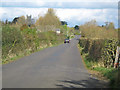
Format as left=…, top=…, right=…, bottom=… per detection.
left=56, top=77, right=109, bottom=88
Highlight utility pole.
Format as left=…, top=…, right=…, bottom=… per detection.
left=114, top=46, right=120, bottom=68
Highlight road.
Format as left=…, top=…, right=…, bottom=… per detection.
left=2, top=35, right=108, bottom=88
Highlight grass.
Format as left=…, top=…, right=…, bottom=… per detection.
left=78, top=45, right=120, bottom=88
left=2, top=24, right=65, bottom=64
left=78, top=20, right=119, bottom=88
left=2, top=41, right=64, bottom=64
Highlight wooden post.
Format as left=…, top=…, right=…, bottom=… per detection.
left=114, top=46, right=120, bottom=68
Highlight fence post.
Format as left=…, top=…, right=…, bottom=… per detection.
left=114, top=46, right=120, bottom=68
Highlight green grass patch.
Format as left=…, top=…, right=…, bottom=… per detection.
left=2, top=41, right=63, bottom=64
left=2, top=25, right=65, bottom=64
left=79, top=45, right=120, bottom=88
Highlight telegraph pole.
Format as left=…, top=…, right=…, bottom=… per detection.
left=114, top=46, right=120, bottom=68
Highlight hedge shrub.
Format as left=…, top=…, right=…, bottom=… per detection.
left=79, top=38, right=118, bottom=67
left=2, top=25, right=65, bottom=63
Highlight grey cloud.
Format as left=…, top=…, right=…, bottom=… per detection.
left=1, top=2, right=118, bottom=9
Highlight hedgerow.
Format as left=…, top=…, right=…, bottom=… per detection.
left=2, top=25, right=65, bottom=64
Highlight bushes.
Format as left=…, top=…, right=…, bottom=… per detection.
left=101, top=39, right=118, bottom=67
left=79, top=38, right=120, bottom=88
left=2, top=25, right=65, bottom=64
left=2, top=8, right=66, bottom=64
left=79, top=38, right=118, bottom=67
left=80, top=20, right=118, bottom=39
left=20, top=24, right=29, bottom=31
left=88, top=39, right=104, bottom=61
left=79, top=20, right=119, bottom=88
left=2, top=25, right=24, bottom=58
left=79, top=19, right=118, bottom=67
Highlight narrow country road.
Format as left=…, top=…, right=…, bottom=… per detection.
left=2, top=35, right=108, bottom=88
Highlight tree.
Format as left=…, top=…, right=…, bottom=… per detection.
left=26, top=15, right=32, bottom=27
left=5, top=19, right=8, bottom=24
left=12, top=17, right=19, bottom=24
left=85, top=20, right=97, bottom=26
left=107, top=22, right=115, bottom=30
left=74, top=25, right=79, bottom=30
left=18, top=16, right=26, bottom=25
left=35, top=16, right=43, bottom=26
left=36, top=8, right=61, bottom=27
left=47, top=8, right=56, bottom=16
left=12, top=16, right=26, bottom=26
left=61, top=21, right=67, bottom=25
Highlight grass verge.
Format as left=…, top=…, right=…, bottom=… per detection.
left=78, top=44, right=120, bottom=88
left=2, top=42, right=63, bottom=64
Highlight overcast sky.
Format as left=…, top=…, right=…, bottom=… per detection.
left=0, top=0, right=119, bottom=27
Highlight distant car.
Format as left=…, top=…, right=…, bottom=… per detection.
left=64, top=39, right=70, bottom=43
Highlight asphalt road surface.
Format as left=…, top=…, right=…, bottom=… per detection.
left=2, top=35, right=108, bottom=88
